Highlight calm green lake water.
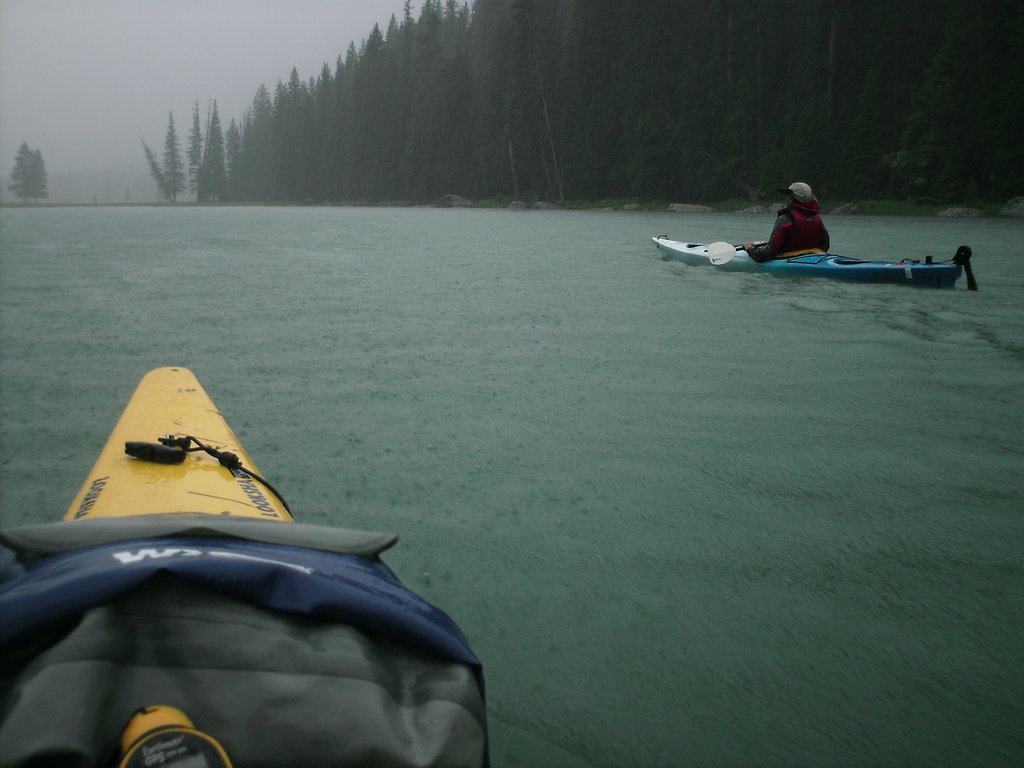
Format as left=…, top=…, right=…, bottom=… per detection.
left=1, top=206, right=1022, bottom=766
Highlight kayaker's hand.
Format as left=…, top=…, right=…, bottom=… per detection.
left=742, top=242, right=754, bottom=252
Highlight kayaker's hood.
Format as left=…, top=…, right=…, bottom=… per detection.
left=781, top=198, right=821, bottom=217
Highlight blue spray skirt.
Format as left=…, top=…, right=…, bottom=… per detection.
left=0, top=535, right=479, bottom=671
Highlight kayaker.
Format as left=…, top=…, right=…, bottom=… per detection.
left=743, top=182, right=830, bottom=261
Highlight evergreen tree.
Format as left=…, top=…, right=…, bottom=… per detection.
left=9, top=142, right=34, bottom=202
left=225, top=118, right=242, bottom=201
left=141, top=112, right=185, bottom=202
left=31, top=149, right=47, bottom=201
left=141, top=139, right=167, bottom=199
left=466, top=0, right=514, bottom=198
left=269, top=68, right=315, bottom=200
left=203, top=101, right=228, bottom=201
left=404, top=5, right=446, bottom=200
left=162, top=112, right=186, bottom=201
left=350, top=25, right=389, bottom=199
left=8, top=142, right=47, bottom=202
left=239, top=84, right=275, bottom=201
left=310, top=63, right=337, bottom=200
left=188, top=101, right=204, bottom=196
left=978, top=0, right=1024, bottom=199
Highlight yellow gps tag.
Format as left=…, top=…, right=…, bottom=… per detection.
left=116, top=706, right=233, bottom=768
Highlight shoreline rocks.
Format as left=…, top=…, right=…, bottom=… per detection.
left=937, top=207, right=985, bottom=218
left=387, top=194, right=1024, bottom=216
left=999, top=197, right=1024, bottom=217
left=668, top=203, right=715, bottom=213
left=830, top=203, right=859, bottom=215
left=438, top=193, right=471, bottom=207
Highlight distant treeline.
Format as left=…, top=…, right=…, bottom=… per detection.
left=193, top=0, right=1024, bottom=204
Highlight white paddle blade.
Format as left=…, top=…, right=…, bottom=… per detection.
left=707, top=241, right=737, bottom=265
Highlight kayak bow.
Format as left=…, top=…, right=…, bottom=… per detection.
left=66, top=367, right=294, bottom=522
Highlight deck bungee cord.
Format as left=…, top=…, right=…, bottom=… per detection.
left=125, top=434, right=292, bottom=516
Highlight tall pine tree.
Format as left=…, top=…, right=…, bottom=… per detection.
left=188, top=102, right=204, bottom=197
left=162, top=112, right=186, bottom=201
left=203, top=101, right=228, bottom=201
left=225, top=118, right=242, bottom=201
left=142, top=112, right=185, bottom=202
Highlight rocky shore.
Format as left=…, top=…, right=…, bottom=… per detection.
left=422, top=191, right=1024, bottom=217
left=485, top=195, right=1024, bottom=217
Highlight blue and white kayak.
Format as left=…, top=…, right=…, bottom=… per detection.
left=652, top=236, right=976, bottom=289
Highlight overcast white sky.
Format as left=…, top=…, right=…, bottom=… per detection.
left=0, top=0, right=407, bottom=175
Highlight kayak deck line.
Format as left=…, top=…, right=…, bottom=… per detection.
left=127, top=433, right=293, bottom=516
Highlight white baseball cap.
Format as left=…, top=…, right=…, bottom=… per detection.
left=777, top=182, right=814, bottom=202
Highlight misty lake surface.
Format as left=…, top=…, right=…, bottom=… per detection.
left=1, top=205, right=1022, bottom=766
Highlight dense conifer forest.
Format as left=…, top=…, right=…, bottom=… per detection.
left=166, top=0, right=1024, bottom=205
